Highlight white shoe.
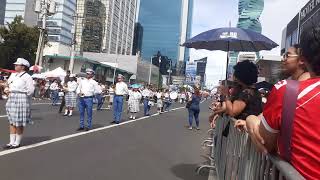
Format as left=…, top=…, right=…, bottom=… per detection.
left=196, top=127, right=200, bottom=130
left=133, top=117, right=136, bottom=120
left=129, top=116, right=133, bottom=119
left=188, top=127, right=193, bottom=130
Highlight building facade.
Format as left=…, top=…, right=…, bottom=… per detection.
left=75, top=0, right=137, bottom=55
left=0, top=0, right=6, bottom=25
left=47, top=0, right=76, bottom=45
left=281, top=0, right=320, bottom=53
left=137, top=0, right=193, bottom=71
left=195, top=57, right=207, bottom=87
left=4, top=0, right=38, bottom=26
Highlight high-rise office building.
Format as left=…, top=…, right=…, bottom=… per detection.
left=75, top=0, right=137, bottom=55
left=46, top=0, right=76, bottom=45
left=228, top=0, right=264, bottom=79
left=132, top=22, right=143, bottom=55
left=0, top=0, right=6, bottom=25
left=4, top=0, right=38, bottom=26
left=137, top=0, right=193, bottom=70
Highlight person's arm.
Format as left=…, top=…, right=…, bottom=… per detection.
left=26, top=76, right=35, bottom=96
left=76, top=81, right=82, bottom=95
left=246, top=115, right=278, bottom=154
left=225, top=98, right=246, bottom=117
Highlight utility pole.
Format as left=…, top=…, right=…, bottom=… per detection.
left=34, top=0, right=56, bottom=67
left=68, top=15, right=77, bottom=73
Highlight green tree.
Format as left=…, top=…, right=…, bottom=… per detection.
left=0, top=16, right=39, bottom=69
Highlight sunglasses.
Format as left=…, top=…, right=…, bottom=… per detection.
left=282, top=52, right=299, bottom=61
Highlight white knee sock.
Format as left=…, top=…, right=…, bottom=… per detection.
left=13, top=134, right=22, bottom=146
left=64, top=109, right=68, bottom=115
left=9, top=134, right=16, bottom=145
left=69, top=110, right=73, bottom=116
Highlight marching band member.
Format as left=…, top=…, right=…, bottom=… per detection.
left=142, top=85, right=152, bottom=116
left=4, top=58, right=35, bottom=149
left=111, top=74, right=128, bottom=124
left=128, top=85, right=142, bottom=120
left=49, top=79, right=59, bottom=106
left=63, top=74, right=78, bottom=117
left=76, top=69, right=99, bottom=131
left=156, top=89, right=164, bottom=114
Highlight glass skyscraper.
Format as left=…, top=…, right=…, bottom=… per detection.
left=46, top=0, right=76, bottom=45
left=137, top=0, right=193, bottom=67
left=237, top=0, right=264, bottom=33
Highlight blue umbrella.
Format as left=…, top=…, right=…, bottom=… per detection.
left=183, top=27, right=278, bottom=81
left=183, top=27, right=278, bottom=51
left=131, top=84, right=141, bottom=89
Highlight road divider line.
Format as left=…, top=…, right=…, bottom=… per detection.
left=0, top=105, right=188, bottom=157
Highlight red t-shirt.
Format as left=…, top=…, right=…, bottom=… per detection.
left=262, top=78, right=320, bottom=180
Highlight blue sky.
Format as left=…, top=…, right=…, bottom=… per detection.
left=190, top=0, right=309, bottom=87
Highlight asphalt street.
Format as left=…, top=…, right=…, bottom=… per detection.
left=0, top=99, right=212, bottom=180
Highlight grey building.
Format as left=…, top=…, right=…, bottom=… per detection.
left=75, top=0, right=137, bottom=55
left=4, top=0, right=38, bottom=26
left=0, top=0, right=5, bottom=25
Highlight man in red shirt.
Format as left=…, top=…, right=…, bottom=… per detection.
left=246, top=26, right=320, bottom=180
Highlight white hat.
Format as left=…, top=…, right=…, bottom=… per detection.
left=117, top=74, right=124, bottom=78
left=13, top=58, right=30, bottom=67
left=86, top=68, right=95, bottom=74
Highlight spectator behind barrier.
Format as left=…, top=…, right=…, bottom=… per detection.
left=220, top=60, right=262, bottom=120
left=246, top=25, right=320, bottom=180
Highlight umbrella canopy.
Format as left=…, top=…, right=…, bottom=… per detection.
left=30, top=65, right=43, bottom=72
left=131, top=84, right=141, bottom=89
left=44, top=67, right=66, bottom=79
left=183, top=27, right=278, bottom=51
left=31, top=73, right=46, bottom=79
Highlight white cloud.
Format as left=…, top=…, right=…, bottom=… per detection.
left=191, top=0, right=310, bottom=87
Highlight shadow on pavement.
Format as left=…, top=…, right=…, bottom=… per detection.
left=22, top=136, right=51, bottom=146
left=92, top=124, right=105, bottom=129
left=171, top=163, right=208, bottom=180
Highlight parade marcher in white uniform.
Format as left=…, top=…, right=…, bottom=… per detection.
left=49, top=79, right=59, bottom=106
left=108, top=85, right=115, bottom=109
left=4, top=58, right=35, bottom=149
left=142, top=86, right=152, bottom=116
left=76, top=69, right=99, bottom=131
left=112, top=74, right=128, bottom=124
left=64, top=74, right=78, bottom=116
left=156, top=90, right=164, bottom=114
left=128, top=85, right=142, bottom=119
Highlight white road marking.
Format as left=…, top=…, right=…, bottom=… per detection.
left=0, top=100, right=207, bottom=156
left=0, top=106, right=186, bottom=157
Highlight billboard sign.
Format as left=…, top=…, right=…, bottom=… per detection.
left=185, top=62, right=197, bottom=84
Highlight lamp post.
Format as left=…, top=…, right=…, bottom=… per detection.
left=148, top=56, right=155, bottom=85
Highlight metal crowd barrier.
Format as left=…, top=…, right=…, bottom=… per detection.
left=213, top=115, right=305, bottom=180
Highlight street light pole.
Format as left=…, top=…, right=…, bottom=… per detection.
left=148, top=56, right=153, bottom=85
left=112, top=56, right=119, bottom=85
